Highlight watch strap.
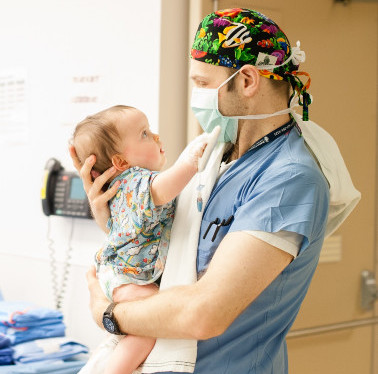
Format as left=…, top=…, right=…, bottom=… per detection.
left=104, top=302, right=118, bottom=316
left=103, top=302, right=123, bottom=335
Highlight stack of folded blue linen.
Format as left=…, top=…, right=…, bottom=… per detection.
left=0, top=357, right=87, bottom=373
left=0, top=301, right=65, bottom=346
left=12, top=337, right=88, bottom=364
left=0, top=333, right=13, bottom=365
left=0, top=301, right=88, bottom=373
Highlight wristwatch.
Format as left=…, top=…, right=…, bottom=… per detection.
left=102, top=302, right=124, bottom=335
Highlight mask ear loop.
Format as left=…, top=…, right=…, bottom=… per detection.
left=217, top=68, right=241, bottom=90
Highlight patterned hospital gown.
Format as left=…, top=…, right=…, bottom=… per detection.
left=96, top=166, right=175, bottom=300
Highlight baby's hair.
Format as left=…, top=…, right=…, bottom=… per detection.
left=72, top=105, right=135, bottom=174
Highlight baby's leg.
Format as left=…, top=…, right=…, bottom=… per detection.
left=104, top=283, right=158, bottom=374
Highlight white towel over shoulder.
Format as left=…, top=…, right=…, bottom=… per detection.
left=299, top=119, right=361, bottom=237
left=138, top=143, right=226, bottom=373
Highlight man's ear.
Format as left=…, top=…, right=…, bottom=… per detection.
left=111, top=154, right=129, bottom=171
left=239, top=65, right=260, bottom=97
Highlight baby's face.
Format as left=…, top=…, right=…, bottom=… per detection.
left=117, top=109, right=166, bottom=171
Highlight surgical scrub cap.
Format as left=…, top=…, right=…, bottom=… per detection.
left=191, top=8, right=312, bottom=120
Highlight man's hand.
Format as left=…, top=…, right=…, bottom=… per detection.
left=86, top=266, right=109, bottom=328
left=69, top=145, right=120, bottom=232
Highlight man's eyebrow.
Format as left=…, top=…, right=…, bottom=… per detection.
left=189, top=74, right=207, bottom=81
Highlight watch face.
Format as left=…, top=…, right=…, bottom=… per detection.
left=103, top=317, right=115, bottom=333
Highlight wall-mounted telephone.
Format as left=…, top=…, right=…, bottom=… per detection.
left=41, top=158, right=92, bottom=219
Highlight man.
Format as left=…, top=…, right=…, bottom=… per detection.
left=71, top=8, right=330, bottom=373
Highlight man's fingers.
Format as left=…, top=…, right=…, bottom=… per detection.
left=69, top=145, right=82, bottom=172
left=86, top=265, right=97, bottom=284
left=102, top=180, right=121, bottom=201
left=91, top=166, right=117, bottom=194
left=80, top=155, right=97, bottom=193
left=69, top=147, right=95, bottom=194
left=92, top=179, right=120, bottom=208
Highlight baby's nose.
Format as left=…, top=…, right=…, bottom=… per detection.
left=153, top=134, right=160, bottom=142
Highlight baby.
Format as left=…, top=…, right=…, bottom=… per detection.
left=72, top=105, right=208, bottom=374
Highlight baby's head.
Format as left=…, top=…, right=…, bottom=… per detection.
left=72, top=105, right=166, bottom=177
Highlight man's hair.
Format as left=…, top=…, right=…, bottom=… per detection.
left=72, top=105, right=134, bottom=174
left=267, top=77, right=291, bottom=100
left=225, top=67, right=236, bottom=92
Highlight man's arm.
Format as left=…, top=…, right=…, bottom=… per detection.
left=87, top=231, right=293, bottom=340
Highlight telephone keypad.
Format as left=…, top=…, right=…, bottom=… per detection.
left=51, top=172, right=91, bottom=218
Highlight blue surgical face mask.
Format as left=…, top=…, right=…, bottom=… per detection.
left=190, top=67, right=301, bottom=144
left=190, top=70, right=240, bottom=144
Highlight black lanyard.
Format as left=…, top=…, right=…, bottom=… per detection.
left=247, top=119, right=297, bottom=153
left=222, top=119, right=298, bottom=163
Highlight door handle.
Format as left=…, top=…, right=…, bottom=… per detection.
left=361, top=270, right=378, bottom=310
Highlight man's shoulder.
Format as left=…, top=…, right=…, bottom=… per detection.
left=264, top=132, right=328, bottom=186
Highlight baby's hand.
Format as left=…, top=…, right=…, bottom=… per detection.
left=177, top=126, right=221, bottom=172
left=176, top=132, right=209, bottom=171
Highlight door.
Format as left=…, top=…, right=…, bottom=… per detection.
left=188, top=0, right=378, bottom=372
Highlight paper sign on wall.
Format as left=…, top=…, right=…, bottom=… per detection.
left=0, top=68, right=28, bottom=144
left=61, top=73, right=108, bottom=126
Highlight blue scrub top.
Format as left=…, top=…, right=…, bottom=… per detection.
left=158, top=128, right=329, bottom=374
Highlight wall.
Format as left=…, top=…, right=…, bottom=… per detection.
left=0, top=0, right=162, bottom=349
left=158, top=0, right=190, bottom=166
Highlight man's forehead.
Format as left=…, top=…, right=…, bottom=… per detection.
left=189, top=60, right=228, bottom=81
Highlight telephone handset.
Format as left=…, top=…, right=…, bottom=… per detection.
left=41, top=158, right=91, bottom=219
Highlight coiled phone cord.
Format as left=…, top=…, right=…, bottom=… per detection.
left=47, top=217, right=74, bottom=311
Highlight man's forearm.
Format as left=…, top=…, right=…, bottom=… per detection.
left=91, top=281, right=222, bottom=341
left=112, top=284, right=208, bottom=340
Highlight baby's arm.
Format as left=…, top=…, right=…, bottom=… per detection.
left=151, top=134, right=208, bottom=206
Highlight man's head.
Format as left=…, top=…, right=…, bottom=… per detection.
left=73, top=105, right=166, bottom=176
left=190, top=8, right=311, bottom=120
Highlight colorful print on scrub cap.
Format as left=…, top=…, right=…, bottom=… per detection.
left=191, top=8, right=312, bottom=121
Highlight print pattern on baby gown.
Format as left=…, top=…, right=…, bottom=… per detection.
left=96, top=167, right=175, bottom=285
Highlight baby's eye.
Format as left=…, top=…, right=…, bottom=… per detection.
left=142, top=130, right=148, bottom=138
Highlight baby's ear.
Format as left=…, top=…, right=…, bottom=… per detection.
left=111, top=154, right=129, bottom=171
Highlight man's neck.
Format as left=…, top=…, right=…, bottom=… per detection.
left=229, top=113, right=291, bottom=161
